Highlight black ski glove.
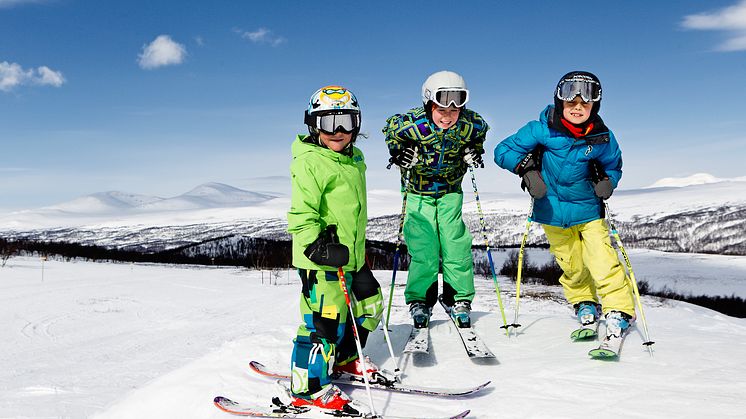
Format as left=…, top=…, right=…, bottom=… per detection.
left=388, top=144, right=419, bottom=169
left=589, top=159, right=613, bottom=200
left=514, top=148, right=547, bottom=199
left=303, top=225, right=349, bottom=268
left=463, top=146, right=484, bottom=168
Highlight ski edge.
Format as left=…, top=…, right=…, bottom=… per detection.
left=249, top=361, right=490, bottom=396
left=437, top=299, right=495, bottom=359
left=215, top=395, right=471, bottom=418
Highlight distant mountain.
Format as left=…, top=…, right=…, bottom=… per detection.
left=28, top=183, right=278, bottom=216
left=645, top=173, right=746, bottom=188
left=46, top=191, right=164, bottom=213
left=2, top=176, right=745, bottom=256
left=140, top=183, right=276, bottom=211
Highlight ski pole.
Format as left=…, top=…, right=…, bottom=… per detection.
left=384, top=169, right=410, bottom=330
left=337, top=267, right=377, bottom=415
left=602, top=202, right=655, bottom=354
left=468, top=167, right=509, bottom=336
left=510, top=198, right=534, bottom=336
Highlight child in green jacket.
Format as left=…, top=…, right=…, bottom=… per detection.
left=286, top=86, right=383, bottom=415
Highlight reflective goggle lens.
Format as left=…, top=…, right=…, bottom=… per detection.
left=317, top=113, right=359, bottom=134
left=556, top=79, right=601, bottom=102
left=433, top=89, right=469, bottom=108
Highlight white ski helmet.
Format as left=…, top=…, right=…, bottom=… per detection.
left=421, top=71, right=469, bottom=108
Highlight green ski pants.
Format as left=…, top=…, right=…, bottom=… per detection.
left=403, top=192, right=475, bottom=306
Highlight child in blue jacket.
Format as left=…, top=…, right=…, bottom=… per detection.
left=494, top=71, right=635, bottom=344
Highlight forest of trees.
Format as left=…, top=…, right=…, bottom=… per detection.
left=2, top=235, right=743, bottom=318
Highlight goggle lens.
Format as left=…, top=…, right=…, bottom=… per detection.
left=317, top=113, right=359, bottom=134
left=433, top=89, right=469, bottom=108
left=556, top=79, right=601, bottom=102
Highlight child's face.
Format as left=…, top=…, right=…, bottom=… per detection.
left=431, top=104, right=460, bottom=129
left=562, top=97, right=594, bottom=124
left=319, top=131, right=353, bottom=153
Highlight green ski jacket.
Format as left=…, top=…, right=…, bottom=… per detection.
left=287, top=135, right=368, bottom=272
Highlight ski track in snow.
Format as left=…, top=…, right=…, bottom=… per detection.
left=1, top=257, right=745, bottom=418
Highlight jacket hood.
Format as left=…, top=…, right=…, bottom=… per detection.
left=292, top=134, right=356, bottom=163
left=541, top=105, right=609, bottom=136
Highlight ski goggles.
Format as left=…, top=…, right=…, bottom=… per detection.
left=430, top=88, right=469, bottom=108
left=306, top=111, right=361, bottom=134
left=556, top=77, right=602, bottom=102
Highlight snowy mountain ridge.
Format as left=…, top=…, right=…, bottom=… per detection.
left=44, top=182, right=278, bottom=214
left=645, top=173, right=746, bottom=188
left=1, top=175, right=745, bottom=255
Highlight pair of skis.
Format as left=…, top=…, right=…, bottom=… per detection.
left=403, top=298, right=495, bottom=359
left=213, top=361, right=484, bottom=418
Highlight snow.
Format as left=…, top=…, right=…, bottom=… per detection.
left=2, top=255, right=745, bottom=418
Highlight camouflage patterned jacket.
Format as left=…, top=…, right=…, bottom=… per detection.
left=383, top=106, right=488, bottom=196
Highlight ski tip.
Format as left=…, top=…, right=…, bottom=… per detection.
left=213, top=396, right=238, bottom=412
left=453, top=410, right=471, bottom=419
left=588, top=348, right=619, bottom=359
left=570, top=329, right=598, bottom=341
left=249, top=360, right=264, bottom=370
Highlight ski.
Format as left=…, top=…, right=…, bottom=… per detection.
left=403, top=325, right=429, bottom=354
left=570, top=322, right=599, bottom=341
left=438, top=298, right=495, bottom=359
left=249, top=361, right=489, bottom=397
left=589, top=312, right=631, bottom=359
left=213, top=395, right=470, bottom=418
left=589, top=333, right=625, bottom=359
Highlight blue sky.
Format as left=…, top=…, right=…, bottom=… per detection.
left=2, top=0, right=746, bottom=210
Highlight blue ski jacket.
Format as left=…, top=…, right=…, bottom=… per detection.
left=494, top=105, right=622, bottom=228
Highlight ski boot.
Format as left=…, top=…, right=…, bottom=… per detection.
left=450, top=300, right=472, bottom=328
left=283, top=382, right=365, bottom=416
left=571, top=301, right=600, bottom=340
left=334, top=355, right=397, bottom=385
left=604, top=310, right=632, bottom=339
left=409, top=302, right=431, bottom=329
left=589, top=310, right=633, bottom=359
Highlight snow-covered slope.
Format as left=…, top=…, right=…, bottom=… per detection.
left=1, top=255, right=744, bottom=418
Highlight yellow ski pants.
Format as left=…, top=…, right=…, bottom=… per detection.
left=542, top=219, right=635, bottom=317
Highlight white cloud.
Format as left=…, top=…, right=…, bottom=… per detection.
left=35, top=66, right=65, bottom=87
left=0, top=61, right=65, bottom=92
left=138, top=35, right=187, bottom=70
left=235, top=27, right=286, bottom=47
left=682, top=0, right=746, bottom=51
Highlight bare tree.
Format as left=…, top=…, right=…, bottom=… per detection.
left=1, top=239, right=18, bottom=268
